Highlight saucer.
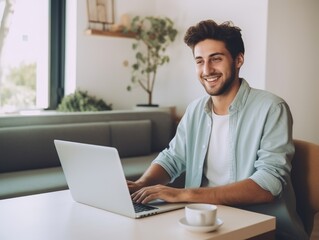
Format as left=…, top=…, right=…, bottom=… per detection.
left=178, top=217, right=223, bottom=233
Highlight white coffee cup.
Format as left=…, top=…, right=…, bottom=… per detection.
left=185, top=203, right=217, bottom=226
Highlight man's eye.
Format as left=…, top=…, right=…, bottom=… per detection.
left=211, top=57, right=222, bottom=62
left=196, top=60, right=203, bottom=65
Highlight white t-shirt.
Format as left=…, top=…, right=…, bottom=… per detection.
left=203, top=111, right=231, bottom=187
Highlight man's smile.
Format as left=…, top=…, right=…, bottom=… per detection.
left=204, top=75, right=221, bottom=82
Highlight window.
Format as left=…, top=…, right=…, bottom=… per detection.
left=0, top=0, right=65, bottom=113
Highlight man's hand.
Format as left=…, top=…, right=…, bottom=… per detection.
left=131, top=184, right=186, bottom=204
left=127, top=180, right=145, bottom=193
left=129, top=178, right=274, bottom=206
left=127, top=163, right=172, bottom=194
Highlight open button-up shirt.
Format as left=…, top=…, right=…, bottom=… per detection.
left=153, top=79, right=308, bottom=239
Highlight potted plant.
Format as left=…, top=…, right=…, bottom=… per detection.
left=125, top=16, right=178, bottom=106
left=57, top=90, right=112, bottom=112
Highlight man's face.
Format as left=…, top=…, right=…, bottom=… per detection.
left=193, top=39, right=241, bottom=96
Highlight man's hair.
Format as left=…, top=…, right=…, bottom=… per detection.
left=184, top=20, right=245, bottom=59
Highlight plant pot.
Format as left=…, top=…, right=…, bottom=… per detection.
left=136, top=104, right=159, bottom=107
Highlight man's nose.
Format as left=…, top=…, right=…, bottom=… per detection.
left=203, top=62, right=213, bottom=76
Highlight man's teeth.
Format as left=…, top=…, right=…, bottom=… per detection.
left=205, top=76, right=219, bottom=82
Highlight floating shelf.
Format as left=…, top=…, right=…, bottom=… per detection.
left=85, top=29, right=136, bottom=39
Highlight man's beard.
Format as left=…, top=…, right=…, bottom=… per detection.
left=203, top=62, right=237, bottom=96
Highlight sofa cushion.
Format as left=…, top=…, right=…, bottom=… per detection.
left=0, top=122, right=111, bottom=173
left=0, top=153, right=158, bottom=199
left=110, top=120, right=151, bottom=157
left=0, top=167, right=68, bottom=199
left=121, top=152, right=159, bottom=181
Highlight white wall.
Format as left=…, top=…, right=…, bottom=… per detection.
left=64, top=0, right=77, bottom=94
left=68, top=0, right=268, bottom=116
left=266, top=0, right=319, bottom=144
left=66, top=0, right=318, bottom=144
left=72, top=0, right=156, bottom=110
left=153, top=0, right=268, bottom=115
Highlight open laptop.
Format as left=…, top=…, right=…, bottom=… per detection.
left=54, top=140, right=186, bottom=218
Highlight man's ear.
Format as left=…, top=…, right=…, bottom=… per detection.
left=236, top=53, right=244, bottom=68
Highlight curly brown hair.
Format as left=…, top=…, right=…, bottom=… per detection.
left=184, top=19, right=245, bottom=59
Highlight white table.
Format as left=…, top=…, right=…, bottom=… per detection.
left=0, top=190, right=275, bottom=240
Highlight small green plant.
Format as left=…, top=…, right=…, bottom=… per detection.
left=125, top=16, right=178, bottom=105
left=57, top=90, right=112, bottom=112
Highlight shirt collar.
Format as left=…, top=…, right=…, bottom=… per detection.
left=203, top=78, right=251, bottom=114
left=229, top=78, right=251, bottom=112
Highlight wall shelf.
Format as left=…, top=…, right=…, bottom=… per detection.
left=85, top=29, right=136, bottom=39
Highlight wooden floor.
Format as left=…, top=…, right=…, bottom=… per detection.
left=310, top=213, right=319, bottom=240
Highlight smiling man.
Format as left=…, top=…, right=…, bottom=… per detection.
left=128, top=20, right=307, bottom=240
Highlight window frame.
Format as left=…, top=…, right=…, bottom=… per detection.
left=48, top=0, right=66, bottom=110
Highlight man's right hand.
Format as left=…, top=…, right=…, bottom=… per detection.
left=126, top=163, right=171, bottom=194
left=127, top=180, right=145, bottom=193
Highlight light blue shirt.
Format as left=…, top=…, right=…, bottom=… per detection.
left=153, top=79, right=308, bottom=239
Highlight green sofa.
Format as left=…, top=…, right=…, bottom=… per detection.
left=0, top=110, right=174, bottom=199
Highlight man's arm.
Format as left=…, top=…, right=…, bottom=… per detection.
left=185, top=179, right=274, bottom=205
left=127, top=163, right=171, bottom=193
left=131, top=178, right=274, bottom=205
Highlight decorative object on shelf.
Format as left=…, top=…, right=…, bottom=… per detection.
left=86, top=11, right=136, bottom=38
left=110, top=14, right=131, bottom=32
left=86, top=0, right=114, bottom=30
left=125, top=16, right=178, bottom=106
left=57, top=90, right=112, bottom=112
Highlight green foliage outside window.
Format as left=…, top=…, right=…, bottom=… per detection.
left=0, top=63, right=36, bottom=109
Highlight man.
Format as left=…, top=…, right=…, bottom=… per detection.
left=128, top=20, right=308, bottom=240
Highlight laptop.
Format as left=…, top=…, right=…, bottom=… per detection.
left=54, top=140, right=186, bottom=218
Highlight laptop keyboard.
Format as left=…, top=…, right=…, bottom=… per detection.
left=133, top=202, right=158, bottom=213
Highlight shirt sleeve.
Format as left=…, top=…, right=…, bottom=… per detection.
left=152, top=110, right=188, bottom=182
left=249, top=101, right=294, bottom=196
